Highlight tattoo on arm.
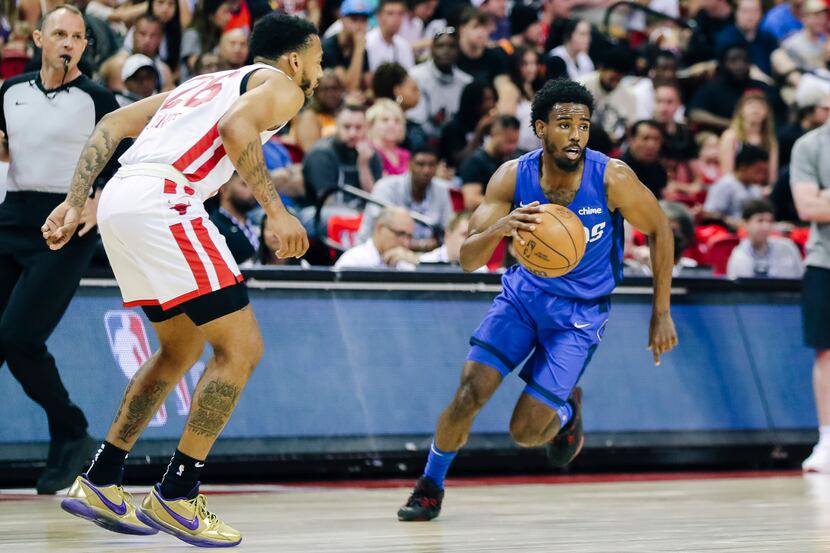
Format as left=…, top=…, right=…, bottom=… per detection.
left=186, top=379, right=241, bottom=438
left=115, top=380, right=168, bottom=444
left=235, top=140, right=278, bottom=205
left=67, top=125, right=119, bottom=209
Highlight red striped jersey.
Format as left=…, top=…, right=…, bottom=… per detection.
left=119, top=63, right=287, bottom=197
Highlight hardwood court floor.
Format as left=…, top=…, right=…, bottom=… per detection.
left=1, top=471, right=829, bottom=552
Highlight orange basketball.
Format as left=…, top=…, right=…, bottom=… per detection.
left=514, top=204, right=587, bottom=278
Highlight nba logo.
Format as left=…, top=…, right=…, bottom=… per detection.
left=104, top=311, right=194, bottom=425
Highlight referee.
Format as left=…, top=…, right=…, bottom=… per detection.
left=0, top=5, right=121, bottom=494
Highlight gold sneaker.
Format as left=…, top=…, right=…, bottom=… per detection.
left=137, top=485, right=242, bottom=547
left=60, top=474, right=158, bottom=535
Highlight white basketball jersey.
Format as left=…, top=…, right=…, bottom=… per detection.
left=119, top=63, right=287, bottom=196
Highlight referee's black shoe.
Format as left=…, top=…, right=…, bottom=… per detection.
left=37, top=433, right=98, bottom=495
left=546, top=387, right=584, bottom=468
left=397, top=475, right=444, bottom=521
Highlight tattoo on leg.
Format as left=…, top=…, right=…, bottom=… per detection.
left=116, top=381, right=168, bottom=443
left=111, top=378, right=135, bottom=426
left=187, top=379, right=241, bottom=438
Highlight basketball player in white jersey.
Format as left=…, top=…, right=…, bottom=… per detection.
left=40, top=14, right=323, bottom=547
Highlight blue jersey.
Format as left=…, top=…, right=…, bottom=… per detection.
left=507, top=148, right=624, bottom=300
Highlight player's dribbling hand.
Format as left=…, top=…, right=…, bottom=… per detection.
left=41, top=201, right=82, bottom=250
left=648, top=311, right=678, bottom=366
left=496, top=201, right=545, bottom=246
left=268, top=208, right=309, bottom=259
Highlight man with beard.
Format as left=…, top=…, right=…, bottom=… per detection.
left=42, top=15, right=322, bottom=546
left=621, top=120, right=668, bottom=199
left=688, top=43, right=785, bottom=132
left=211, top=173, right=261, bottom=264
left=396, top=79, right=679, bottom=522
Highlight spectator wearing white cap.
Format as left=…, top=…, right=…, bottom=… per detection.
left=115, top=53, right=160, bottom=107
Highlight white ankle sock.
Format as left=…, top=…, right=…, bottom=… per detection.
left=817, top=426, right=830, bottom=449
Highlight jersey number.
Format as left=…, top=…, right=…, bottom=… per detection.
left=160, top=71, right=240, bottom=110
left=583, top=222, right=605, bottom=244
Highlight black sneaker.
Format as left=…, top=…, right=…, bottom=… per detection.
left=546, top=387, right=584, bottom=468
left=397, top=475, right=444, bottom=521
left=37, top=433, right=98, bottom=495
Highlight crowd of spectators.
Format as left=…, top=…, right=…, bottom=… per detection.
left=2, top=0, right=827, bottom=277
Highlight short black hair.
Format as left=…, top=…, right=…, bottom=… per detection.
left=249, top=13, right=317, bottom=61
left=378, top=0, right=406, bottom=11
left=629, top=119, right=662, bottom=137
left=717, top=41, right=750, bottom=63
left=410, top=145, right=439, bottom=158
left=562, top=18, right=587, bottom=43
left=735, top=143, right=769, bottom=168
left=491, top=114, right=521, bottom=131
left=599, top=47, right=633, bottom=74
left=530, top=78, right=594, bottom=127
left=742, top=198, right=774, bottom=221
left=136, top=13, right=162, bottom=28
left=458, top=6, right=491, bottom=27
left=372, top=62, right=407, bottom=99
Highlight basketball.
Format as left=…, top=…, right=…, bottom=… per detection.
left=514, top=204, right=587, bottom=278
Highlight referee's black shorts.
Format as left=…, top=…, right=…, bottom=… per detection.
left=803, top=266, right=830, bottom=350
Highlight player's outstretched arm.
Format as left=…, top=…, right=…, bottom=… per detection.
left=218, top=71, right=308, bottom=258
left=41, top=92, right=172, bottom=250
left=459, top=160, right=544, bottom=272
left=606, top=159, right=679, bottom=365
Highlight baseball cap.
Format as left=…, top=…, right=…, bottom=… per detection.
left=796, top=81, right=830, bottom=109
left=340, top=0, right=373, bottom=16
left=121, top=54, right=158, bottom=81
left=801, top=0, right=828, bottom=14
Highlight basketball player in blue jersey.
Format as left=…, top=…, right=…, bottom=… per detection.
left=398, top=79, right=679, bottom=521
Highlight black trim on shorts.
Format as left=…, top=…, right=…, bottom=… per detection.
left=803, top=266, right=830, bottom=350
left=142, top=282, right=250, bottom=326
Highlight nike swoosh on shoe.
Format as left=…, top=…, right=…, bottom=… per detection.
left=84, top=480, right=127, bottom=516
left=154, top=490, right=200, bottom=531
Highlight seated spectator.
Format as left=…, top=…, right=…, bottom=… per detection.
left=356, top=147, right=453, bottom=250
left=497, top=3, right=541, bottom=56
left=115, top=54, right=160, bottom=106
left=620, top=120, right=667, bottom=199
left=439, top=80, right=498, bottom=169
left=760, top=0, right=803, bottom=41
left=217, top=27, right=249, bottom=69
left=121, top=0, right=183, bottom=73
left=703, top=144, right=769, bottom=229
left=481, top=0, right=509, bottom=41
left=500, top=46, right=544, bottom=152
left=291, top=70, right=344, bottom=153
left=181, top=0, right=238, bottom=79
left=626, top=49, right=680, bottom=122
left=715, top=0, right=778, bottom=77
left=578, top=48, right=638, bottom=145
left=691, top=131, right=723, bottom=186
left=125, top=14, right=174, bottom=90
left=418, top=210, right=484, bottom=270
left=455, top=6, right=509, bottom=89
left=300, top=104, right=383, bottom=232
left=688, top=43, right=785, bottom=132
left=366, top=0, right=415, bottom=71
left=727, top=199, right=804, bottom=278
left=684, top=0, right=733, bottom=66
left=210, top=173, right=261, bottom=265
left=408, top=28, right=473, bottom=141
left=335, top=206, right=418, bottom=269
left=719, top=89, right=779, bottom=186
left=546, top=19, right=593, bottom=81
left=772, top=0, right=827, bottom=79
left=398, top=0, right=443, bottom=62
left=459, top=114, right=522, bottom=211
left=368, top=98, right=412, bottom=176
left=193, top=51, right=222, bottom=75
left=320, top=0, right=371, bottom=93
left=653, top=82, right=696, bottom=163
left=627, top=201, right=699, bottom=276
left=372, top=62, right=426, bottom=151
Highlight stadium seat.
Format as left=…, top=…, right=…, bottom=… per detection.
left=706, top=234, right=740, bottom=276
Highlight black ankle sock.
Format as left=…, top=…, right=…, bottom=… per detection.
left=86, top=441, right=129, bottom=486
left=159, top=449, right=204, bottom=500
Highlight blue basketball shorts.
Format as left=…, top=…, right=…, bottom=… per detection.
left=466, top=276, right=610, bottom=410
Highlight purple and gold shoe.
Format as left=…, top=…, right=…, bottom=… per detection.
left=60, top=474, right=158, bottom=535
left=136, top=485, right=241, bottom=547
